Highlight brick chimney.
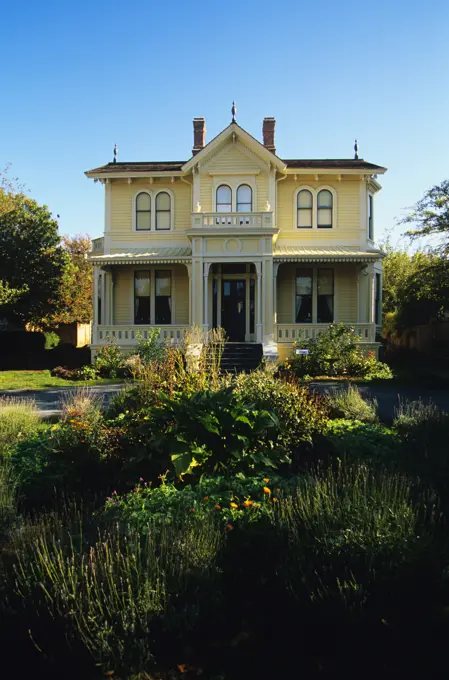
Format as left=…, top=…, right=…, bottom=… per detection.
left=192, top=118, right=206, bottom=155
left=262, top=117, right=276, bottom=153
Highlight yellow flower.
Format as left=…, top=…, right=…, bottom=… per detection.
left=272, top=497, right=278, bottom=503
left=243, top=499, right=253, bottom=508
left=263, top=486, right=271, bottom=495
left=230, top=502, right=238, bottom=509
left=263, top=478, right=270, bottom=483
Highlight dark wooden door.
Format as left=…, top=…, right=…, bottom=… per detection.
left=221, top=279, right=246, bottom=341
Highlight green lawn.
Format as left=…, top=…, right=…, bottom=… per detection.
left=0, top=370, right=124, bottom=391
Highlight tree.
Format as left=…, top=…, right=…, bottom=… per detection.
left=44, top=235, right=93, bottom=326
left=401, top=179, right=449, bottom=255
left=0, top=193, right=67, bottom=325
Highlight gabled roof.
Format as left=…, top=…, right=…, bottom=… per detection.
left=85, top=161, right=184, bottom=177
left=182, top=122, right=287, bottom=173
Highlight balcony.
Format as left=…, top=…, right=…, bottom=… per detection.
left=191, top=212, right=273, bottom=229
left=276, top=323, right=376, bottom=344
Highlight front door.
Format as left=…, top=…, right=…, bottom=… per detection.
left=221, top=279, right=246, bottom=341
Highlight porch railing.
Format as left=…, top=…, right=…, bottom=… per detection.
left=93, top=325, right=189, bottom=346
left=276, top=323, right=376, bottom=343
left=191, top=212, right=273, bottom=229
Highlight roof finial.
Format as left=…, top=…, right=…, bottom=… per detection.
left=231, top=101, right=237, bottom=123
left=113, top=143, right=118, bottom=164
left=354, top=139, right=359, bottom=160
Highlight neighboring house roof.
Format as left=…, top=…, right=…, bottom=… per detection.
left=88, top=246, right=192, bottom=265
left=274, top=246, right=385, bottom=262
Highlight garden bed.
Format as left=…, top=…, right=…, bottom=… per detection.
left=0, top=370, right=125, bottom=391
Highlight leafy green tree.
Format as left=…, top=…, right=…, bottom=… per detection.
left=44, top=235, right=93, bottom=326
left=0, top=193, right=67, bottom=325
left=401, top=179, right=449, bottom=255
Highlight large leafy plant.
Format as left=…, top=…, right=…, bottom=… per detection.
left=150, top=388, right=285, bottom=477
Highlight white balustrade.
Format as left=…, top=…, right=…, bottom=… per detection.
left=93, top=325, right=189, bottom=346
left=276, top=323, right=376, bottom=343
left=191, top=212, right=273, bottom=229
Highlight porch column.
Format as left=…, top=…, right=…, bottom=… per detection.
left=186, top=264, right=192, bottom=325
left=256, top=262, right=263, bottom=343
left=93, top=266, right=99, bottom=344
left=191, top=259, right=203, bottom=327
left=263, top=258, right=274, bottom=345
left=109, top=270, right=114, bottom=325
left=202, top=262, right=210, bottom=333
left=367, top=263, right=375, bottom=341
left=273, top=262, right=279, bottom=340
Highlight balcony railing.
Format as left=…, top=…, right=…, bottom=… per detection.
left=93, top=325, right=189, bottom=346
left=276, top=323, right=376, bottom=343
left=91, top=237, right=104, bottom=255
left=191, top=212, right=273, bottom=229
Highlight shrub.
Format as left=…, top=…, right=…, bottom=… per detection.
left=11, top=516, right=222, bottom=678
left=283, top=324, right=393, bottom=380
left=149, top=387, right=285, bottom=477
left=94, top=338, right=124, bottom=378
left=136, top=328, right=167, bottom=364
left=323, top=418, right=400, bottom=467
left=327, top=385, right=378, bottom=423
left=0, top=398, right=41, bottom=454
left=43, top=331, right=60, bottom=350
left=234, top=368, right=329, bottom=449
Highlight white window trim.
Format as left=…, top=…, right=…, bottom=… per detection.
left=292, top=266, right=336, bottom=324
left=130, top=266, right=176, bottom=325
left=293, top=185, right=338, bottom=229
left=212, top=176, right=257, bottom=212
left=132, top=189, right=175, bottom=232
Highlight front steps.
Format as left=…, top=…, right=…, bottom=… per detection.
left=220, top=343, right=263, bottom=373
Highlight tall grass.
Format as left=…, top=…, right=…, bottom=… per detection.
left=327, top=385, right=378, bottom=423
left=59, top=387, right=103, bottom=424
left=0, top=458, right=18, bottom=535
left=11, top=513, right=222, bottom=676
left=0, top=397, right=41, bottom=454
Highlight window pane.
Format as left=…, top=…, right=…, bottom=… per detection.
left=217, top=185, right=232, bottom=204
left=298, top=190, right=312, bottom=208
left=318, top=190, right=332, bottom=208
left=135, top=297, right=151, bottom=324
left=297, top=208, right=312, bottom=228
left=136, top=192, right=151, bottom=210
left=296, top=268, right=313, bottom=296
left=216, top=204, right=232, bottom=213
left=317, top=296, right=333, bottom=323
left=155, top=271, right=171, bottom=297
left=237, top=184, right=252, bottom=210
left=318, top=269, right=333, bottom=295
left=156, top=211, right=170, bottom=230
left=134, top=271, right=150, bottom=297
left=318, top=208, right=332, bottom=227
left=156, top=192, right=170, bottom=211
left=136, top=211, right=151, bottom=230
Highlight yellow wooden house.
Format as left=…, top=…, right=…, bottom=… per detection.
left=86, top=109, right=386, bottom=362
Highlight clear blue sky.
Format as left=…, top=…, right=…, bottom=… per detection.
left=1, top=0, right=448, bottom=244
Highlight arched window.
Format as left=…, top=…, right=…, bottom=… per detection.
left=216, top=185, right=232, bottom=212
left=136, top=192, right=151, bottom=231
left=297, top=189, right=313, bottom=228
left=236, top=184, right=252, bottom=212
left=317, top=190, right=333, bottom=228
left=155, top=192, right=171, bottom=230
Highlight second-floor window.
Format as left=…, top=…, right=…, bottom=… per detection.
left=317, top=190, right=333, bottom=228
left=156, top=192, right=171, bottom=230
left=236, top=184, right=252, bottom=212
left=216, top=185, right=232, bottom=212
left=297, top=189, right=313, bottom=228
left=136, top=192, right=151, bottom=231
left=368, top=195, right=374, bottom=240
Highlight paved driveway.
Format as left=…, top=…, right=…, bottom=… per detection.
left=311, top=382, right=449, bottom=423
left=0, top=384, right=124, bottom=418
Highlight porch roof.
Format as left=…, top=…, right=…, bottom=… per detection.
left=88, top=246, right=192, bottom=265
left=273, top=246, right=384, bottom=263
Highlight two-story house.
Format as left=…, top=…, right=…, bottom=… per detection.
left=86, top=108, right=386, bottom=362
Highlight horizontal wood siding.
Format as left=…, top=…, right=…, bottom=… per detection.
left=204, top=141, right=261, bottom=174
left=256, top=172, right=268, bottom=212
left=336, top=264, right=358, bottom=322
left=199, top=174, right=213, bottom=212
left=277, top=263, right=295, bottom=323
left=114, top=268, right=133, bottom=324
left=173, top=264, right=189, bottom=324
